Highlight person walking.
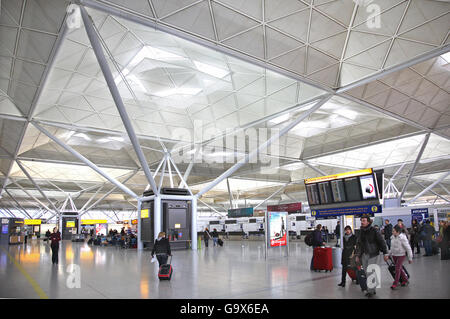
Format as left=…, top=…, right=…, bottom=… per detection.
left=383, top=219, right=393, bottom=250
left=389, top=225, right=413, bottom=289
left=212, top=228, right=219, bottom=247
left=338, top=226, right=357, bottom=287
left=422, top=220, right=435, bottom=256
left=203, top=227, right=212, bottom=248
left=410, top=219, right=421, bottom=255
left=355, top=215, right=389, bottom=297
left=45, top=229, right=51, bottom=243
left=334, top=221, right=341, bottom=247
left=439, top=221, right=450, bottom=260
left=151, top=232, right=171, bottom=267
left=49, top=227, right=61, bottom=265
left=310, top=224, right=325, bottom=271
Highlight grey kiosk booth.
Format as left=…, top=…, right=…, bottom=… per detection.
left=141, top=188, right=193, bottom=250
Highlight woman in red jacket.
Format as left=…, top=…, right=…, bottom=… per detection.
left=49, top=227, right=61, bottom=265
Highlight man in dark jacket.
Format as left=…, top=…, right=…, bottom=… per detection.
left=355, top=215, right=389, bottom=297
left=335, top=221, right=341, bottom=247
left=383, top=219, right=393, bottom=250
left=422, top=220, right=435, bottom=256
left=310, top=224, right=324, bottom=271
left=49, top=227, right=61, bottom=265
left=151, top=232, right=171, bottom=267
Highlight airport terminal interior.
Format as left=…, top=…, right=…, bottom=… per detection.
left=0, top=0, right=449, bottom=300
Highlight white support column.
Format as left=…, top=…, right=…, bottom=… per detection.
left=137, top=199, right=143, bottom=251
left=407, top=172, right=450, bottom=205
left=400, top=133, right=431, bottom=201
left=16, top=160, right=61, bottom=216
left=154, top=196, right=161, bottom=242
left=411, top=179, right=450, bottom=203
left=254, top=182, right=290, bottom=209
left=167, top=155, right=193, bottom=195
left=196, top=94, right=332, bottom=198
left=32, top=122, right=139, bottom=199
left=191, top=196, right=197, bottom=251
left=303, top=161, right=326, bottom=176
left=79, top=6, right=159, bottom=195
left=158, top=157, right=167, bottom=192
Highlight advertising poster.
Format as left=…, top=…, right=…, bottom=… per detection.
left=268, top=212, right=287, bottom=247
left=360, top=175, right=377, bottom=199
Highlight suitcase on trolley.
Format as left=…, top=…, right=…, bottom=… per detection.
left=313, top=247, right=333, bottom=272
left=158, top=256, right=173, bottom=281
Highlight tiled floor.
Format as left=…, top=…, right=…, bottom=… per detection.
left=0, top=239, right=449, bottom=299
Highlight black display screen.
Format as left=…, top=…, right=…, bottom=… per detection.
left=306, top=184, right=320, bottom=205
left=318, top=182, right=333, bottom=204
left=344, top=177, right=362, bottom=201
left=330, top=179, right=346, bottom=202
left=225, top=220, right=237, bottom=224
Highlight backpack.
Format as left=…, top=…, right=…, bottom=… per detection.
left=305, top=233, right=313, bottom=246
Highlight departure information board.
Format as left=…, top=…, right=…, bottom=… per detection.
left=304, top=168, right=383, bottom=218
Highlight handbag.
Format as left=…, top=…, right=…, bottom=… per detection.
left=151, top=255, right=157, bottom=263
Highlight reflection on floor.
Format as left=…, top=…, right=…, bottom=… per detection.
left=0, top=240, right=449, bottom=299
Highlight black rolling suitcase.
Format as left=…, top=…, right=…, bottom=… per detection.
left=158, top=256, right=173, bottom=281
left=386, top=257, right=409, bottom=284
left=217, top=238, right=223, bottom=247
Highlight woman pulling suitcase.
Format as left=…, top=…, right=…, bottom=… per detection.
left=389, top=225, right=413, bottom=289
left=338, top=226, right=358, bottom=287
left=151, top=232, right=172, bottom=267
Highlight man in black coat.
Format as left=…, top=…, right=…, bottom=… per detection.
left=383, top=219, right=393, bottom=250
left=310, top=224, right=324, bottom=271
left=355, top=215, right=389, bottom=297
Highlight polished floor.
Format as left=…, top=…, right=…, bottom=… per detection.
left=0, top=239, right=449, bottom=299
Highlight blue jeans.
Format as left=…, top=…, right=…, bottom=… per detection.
left=213, top=238, right=218, bottom=246
left=424, top=239, right=432, bottom=255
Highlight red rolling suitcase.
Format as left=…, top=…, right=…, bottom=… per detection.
left=347, top=268, right=357, bottom=281
left=313, top=247, right=333, bottom=272
left=158, top=256, right=173, bottom=281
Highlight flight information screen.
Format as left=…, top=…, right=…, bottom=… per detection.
left=330, top=179, right=346, bottom=202
left=306, top=184, right=320, bottom=205
left=318, top=182, right=333, bottom=204
left=344, top=177, right=362, bottom=202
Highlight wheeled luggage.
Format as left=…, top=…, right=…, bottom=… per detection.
left=386, top=257, right=409, bottom=284
left=313, top=247, right=333, bottom=272
left=158, top=256, right=173, bottom=281
left=356, top=267, right=368, bottom=291
left=347, top=267, right=357, bottom=281
left=217, top=238, right=223, bottom=247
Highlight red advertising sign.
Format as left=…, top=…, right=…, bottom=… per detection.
left=267, top=202, right=302, bottom=214
left=268, top=212, right=287, bottom=247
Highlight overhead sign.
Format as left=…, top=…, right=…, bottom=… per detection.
left=131, top=219, right=138, bottom=225
left=305, top=169, right=373, bottom=184
left=311, top=205, right=381, bottom=219
left=268, top=211, right=288, bottom=247
left=66, top=221, right=75, bottom=228
left=411, top=208, right=429, bottom=223
left=228, top=207, right=254, bottom=218
left=24, top=219, right=42, bottom=225
left=81, top=220, right=108, bottom=225
left=267, top=203, right=302, bottom=214
left=2, top=219, right=9, bottom=224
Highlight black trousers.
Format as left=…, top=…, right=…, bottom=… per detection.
left=156, top=254, right=168, bottom=267
left=51, top=244, right=59, bottom=264
left=410, top=238, right=420, bottom=253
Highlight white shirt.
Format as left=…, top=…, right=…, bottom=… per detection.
left=390, top=233, right=413, bottom=261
